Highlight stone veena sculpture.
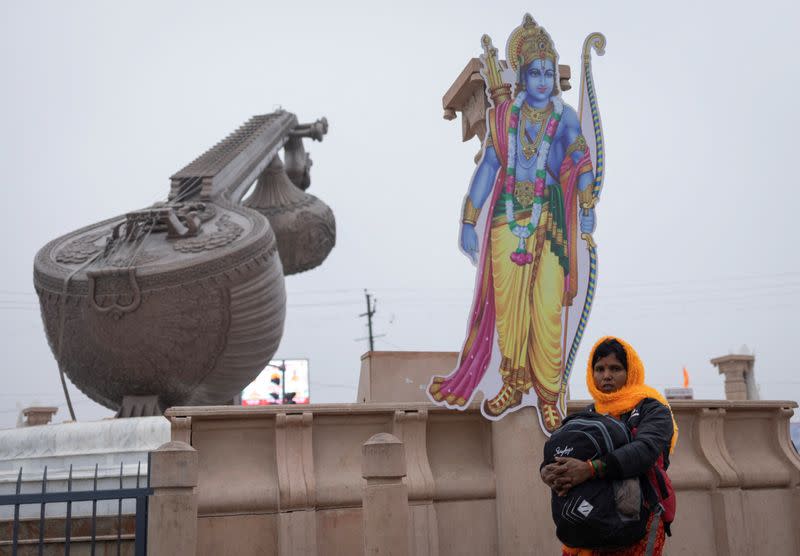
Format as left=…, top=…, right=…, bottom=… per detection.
left=33, top=110, right=334, bottom=416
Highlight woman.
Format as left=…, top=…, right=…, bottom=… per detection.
left=541, top=337, right=678, bottom=556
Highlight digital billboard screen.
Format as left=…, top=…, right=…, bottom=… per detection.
left=241, top=359, right=310, bottom=405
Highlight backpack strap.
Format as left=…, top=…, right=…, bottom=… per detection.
left=644, top=505, right=664, bottom=556
left=639, top=472, right=660, bottom=510
left=627, top=401, right=675, bottom=534
left=652, top=458, right=670, bottom=499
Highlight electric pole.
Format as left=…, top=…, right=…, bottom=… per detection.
left=361, top=289, right=376, bottom=351
left=358, top=289, right=384, bottom=352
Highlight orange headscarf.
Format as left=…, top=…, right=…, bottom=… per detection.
left=586, top=336, right=678, bottom=454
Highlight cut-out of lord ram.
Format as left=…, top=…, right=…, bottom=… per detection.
left=428, top=14, right=607, bottom=434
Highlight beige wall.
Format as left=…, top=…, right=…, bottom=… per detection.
left=357, top=351, right=459, bottom=404
left=164, top=397, right=800, bottom=556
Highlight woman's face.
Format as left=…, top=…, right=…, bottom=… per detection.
left=592, top=354, right=628, bottom=393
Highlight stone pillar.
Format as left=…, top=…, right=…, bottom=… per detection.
left=695, top=407, right=753, bottom=555
left=276, top=412, right=317, bottom=556
left=491, top=407, right=560, bottom=555
left=710, top=355, right=756, bottom=401
left=148, top=441, right=198, bottom=556
left=393, top=410, right=439, bottom=556
left=21, top=406, right=58, bottom=426
left=362, top=433, right=409, bottom=556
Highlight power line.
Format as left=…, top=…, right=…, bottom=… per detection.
left=377, top=337, right=406, bottom=350
left=1, top=270, right=799, bottom=299
left=288, top=300, right=363, bottom=308
left=599, top=271, right=800, bottom=290
left=287, top=287, right=361, bottom=296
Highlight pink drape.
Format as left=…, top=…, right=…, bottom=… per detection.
left=432, top=100, right=511, bottom=403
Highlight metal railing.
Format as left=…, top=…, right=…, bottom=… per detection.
left=0, top=459, right=151, bottom=556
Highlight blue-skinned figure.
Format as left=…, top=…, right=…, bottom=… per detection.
left=429, top=15, right=597, bottom=432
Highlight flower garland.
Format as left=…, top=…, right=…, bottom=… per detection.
left=502, top=92, right=564, bottom=265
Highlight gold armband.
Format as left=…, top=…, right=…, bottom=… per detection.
left=578, top=186, right=596, bottom=209
left=566, top=135, right=588, bottom=160
left=462, top=197, right=481, bottom=225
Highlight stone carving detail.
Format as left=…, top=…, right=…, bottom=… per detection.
left=106, top=251, right=161, bottom=267
left=172, top=215, right=244, bottom=253
left=88, top=267, right=143, bottom=319
left=245, top=157, right=336, bottom=275
left=55, top=232, right=106, bottom=264
left=195, top=203, right=217, bottom=222
left=284, top=117, right=328, bottom=190
left=285, top=207, right=336, bottom=273
left=42, top=283, right=230, bottom=410
left=151, top=201, right=216, bottom=223
left=258, top=196, right=315, bottom=216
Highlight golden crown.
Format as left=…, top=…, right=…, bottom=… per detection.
left=506, top=14, right=558, bottom=73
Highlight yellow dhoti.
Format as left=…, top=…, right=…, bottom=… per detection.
left=490, top=207, right=564, bottom=404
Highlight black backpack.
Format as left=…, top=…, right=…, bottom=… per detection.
left=542, top=411, right=649, bottom=549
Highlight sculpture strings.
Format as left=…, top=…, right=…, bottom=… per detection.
left=34, top=111, right=335, bottom=417
left=428, top=15, right=606, bottom=434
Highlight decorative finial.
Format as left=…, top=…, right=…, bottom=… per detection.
left=582, top=32, right=607, bottom=62
left=481, top=34, right=496, bottom=56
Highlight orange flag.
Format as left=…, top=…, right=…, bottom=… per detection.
left=683, top=367, right=690, bottom=388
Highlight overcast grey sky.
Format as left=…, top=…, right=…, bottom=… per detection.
left=1, top=0, right=798, bottom=428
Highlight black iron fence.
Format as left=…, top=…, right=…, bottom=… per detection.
left=0, top=459, right=151, bottom=556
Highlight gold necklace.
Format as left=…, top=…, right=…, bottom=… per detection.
left=520, top=102, right=552, bottom=160
left=521, top=102, right=551, bottom=124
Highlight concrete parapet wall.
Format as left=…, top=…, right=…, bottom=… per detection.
left=164, top=399, right=800, bottom=556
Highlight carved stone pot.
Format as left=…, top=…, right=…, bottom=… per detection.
left=33, top=200, right=285, bottom=411
left=245, top=157, right=335, bottom=275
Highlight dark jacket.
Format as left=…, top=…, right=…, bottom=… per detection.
left=587, top=397, right=673, bottom=480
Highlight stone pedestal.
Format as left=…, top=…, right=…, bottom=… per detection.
left=21, top=406, right=58, bottom=426
left=711, top=354, right=756, bottom=401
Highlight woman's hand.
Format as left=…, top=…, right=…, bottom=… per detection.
left=540, top=457, right=595, bottom=496
left=541, top=462, right=574, bottom=496
left=540, top=462, right=561, bottom=490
